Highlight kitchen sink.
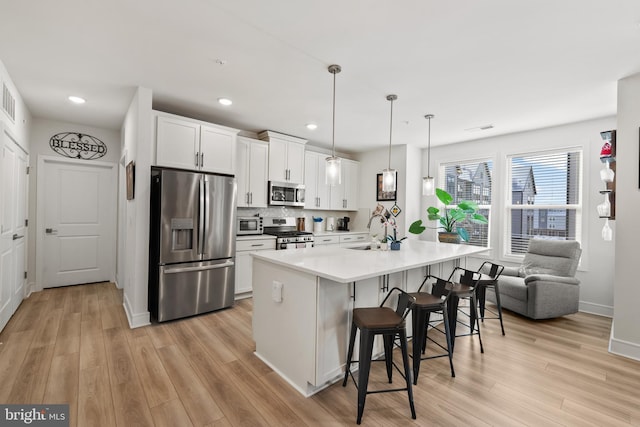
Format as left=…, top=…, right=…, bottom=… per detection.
left=346, top=245, right=372, bottom=250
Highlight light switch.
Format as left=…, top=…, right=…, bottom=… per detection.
left=272, top=281, right=283, bottom=303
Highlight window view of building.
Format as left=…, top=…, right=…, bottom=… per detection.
left=443, top=160, right=492, bottom=247
left=508, top=150, right=581, bottom=254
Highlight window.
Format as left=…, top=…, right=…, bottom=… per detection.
left=443, top=160, right=492, bottom=247
left=507, top=149, right=582, bottom=255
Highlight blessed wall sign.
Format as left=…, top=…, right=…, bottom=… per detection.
left=49, top=132, right=107, bottom=160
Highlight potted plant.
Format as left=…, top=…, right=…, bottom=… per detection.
left=387, top=228, right=407, bottom=250
left=409, top=188, right=488, bottom=243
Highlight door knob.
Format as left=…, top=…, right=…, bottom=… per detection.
left=45, top=228, right=58, bottom=234
left=12, top=234, right=24, bottom=240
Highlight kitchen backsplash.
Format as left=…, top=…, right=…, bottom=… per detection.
left=237, top=206, right=370, bottom=232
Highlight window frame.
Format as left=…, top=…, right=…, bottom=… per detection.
left=439, top=157, right=494, bottom=249
left=503, top=146, right=584, bottom=261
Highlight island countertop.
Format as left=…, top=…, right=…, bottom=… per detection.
left=251, top=239, right=488, bottom=283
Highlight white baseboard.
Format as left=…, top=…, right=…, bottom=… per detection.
left=579, top=301, right=613, bottom=318
left=609, top=321, right=640, bottom=362
left=123, top=293, right=150, bottom=329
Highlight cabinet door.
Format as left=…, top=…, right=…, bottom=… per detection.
left=235, top=251, right=253, bottom=294
left=329, top=163, right=345, bottom=210
left=286, top=141, right=306, bottom=183
left=200, top=125, right=236, bottom=175
left=236, top=139, right=250, bottom=207
left=268, top=138, right=288, bottom=181
left=156, top=116, right=200, bottom=170
left=304, top=152, right=319, bottom=209
left=316, top=279, right=352, bottom=385
left=344, top=160, right=360, bottom=211
left=248, top=142, right=269, bottom=207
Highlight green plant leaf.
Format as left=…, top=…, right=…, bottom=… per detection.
left=435, top=188, right=453, bottom=205
left=457, top=200, right=479, bottom=212
left=470, top=213, right=488, bottom=224
left=458, top=227, right=470, bottom=241
left=450, top=209, right=467, bottom=222
left=408, top=220, right=426, bottom=234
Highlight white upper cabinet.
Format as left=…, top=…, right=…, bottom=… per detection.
left=237, top=136, right=268, bottom=208
left=330, top=158, right=360, bottom=211
left=304, top=151, right=330, bottom=209
left=155, top=112, right=238, bottom=175
left=258, top=131, right=306, bottom=184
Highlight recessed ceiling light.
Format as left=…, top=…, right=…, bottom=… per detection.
left=465, top=124, right=494, bottom=132
left=306, top=123, right=318, bottom=130
left=68, top=96, right=86, bottom=104
left=218, top=98, right=232, bottom=106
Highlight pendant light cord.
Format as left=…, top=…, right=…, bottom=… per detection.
left=332, top=70, right=336, bottom=157
left=387, top=95, right=397, bottom=169
left=427, top=115, right=431, bottom=176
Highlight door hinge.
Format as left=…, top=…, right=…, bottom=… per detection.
left=25, top=219, right=28, bottom=227
left=26, top=166, right=30, bottom=174
left=24, top=271, right=27, bottom=279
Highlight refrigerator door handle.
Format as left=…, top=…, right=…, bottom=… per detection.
left=198, top=178, right=205, bottom=255
left=163, top=260, right=235, bottom=274
left=203, top=179, right=210, bottom=254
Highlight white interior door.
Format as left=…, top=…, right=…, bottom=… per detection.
left=38, top=157, right=116, bottom=288
left=0, top=125, right=28, bottom=331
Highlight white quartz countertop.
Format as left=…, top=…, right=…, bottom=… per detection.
left=312, top=230, right=368, bottom=236
left=251, top=239, right=488, bottom=283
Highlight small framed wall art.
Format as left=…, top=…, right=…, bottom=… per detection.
left=376, top=172, right=397, bottom=201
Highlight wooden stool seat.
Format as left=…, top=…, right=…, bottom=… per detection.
left=353, top=307, right=406, bottom=329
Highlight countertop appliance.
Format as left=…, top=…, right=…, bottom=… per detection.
left=148, top=167, right=237, bottom=322
left=268, top=181, right=305, bottom=207
left=263, top=217, right=314, bottom=250
left=237, top=215, right=263, bottom=235
left=337, top=217, right=350, bottom=231
left=325, top=217, right=336, bottom=231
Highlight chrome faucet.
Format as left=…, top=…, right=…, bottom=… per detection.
left=367, top=205, right=389, bottom=239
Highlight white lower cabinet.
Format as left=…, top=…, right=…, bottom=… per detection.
left=314, top=235, right=340, bottom=246
left=235, top=237, right=276, bottom=297
left=338, top=233, right=368, bottom=246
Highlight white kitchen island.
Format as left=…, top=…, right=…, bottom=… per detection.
left=251, top=239, right=488, bottom=397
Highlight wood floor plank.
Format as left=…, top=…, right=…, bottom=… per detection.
left=129, top=334, right=177, bottom=408
left=151, top=398, right=195, bottom=427
left=0, top=330, right=35, bottom=402
left=54, top=311, right=81, bottom=357
left=77, top=365, right=116, bottom=427
left=7, top=344, right=54, bottom=404
left=157, top=344, right=225, bottom=426
left=43, top=353, right=79, bottom=427
left=111, top=380, right=155, bottom=427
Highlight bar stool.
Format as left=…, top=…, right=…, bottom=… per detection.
left=476, top=261, right=506, bottom=335
left=342, top=287, right=416, bottom=425
left=446, top=267, right=484, bottom=353
left=408, top=275, right=455, bottom=385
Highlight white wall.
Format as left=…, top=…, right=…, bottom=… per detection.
left=121, top=87, right=153, bottom=328
left=27, top=118, right=120, bottom=292
left=612, top=72, right=640, bottom=360
left=421, top=117, right=617, bottom=317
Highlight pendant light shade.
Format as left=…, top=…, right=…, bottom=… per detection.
left=382, top=94, right=397, bottom=193
left=326, top=64, right=342, bottom=186
left=422, top=114, right=435, bottom=196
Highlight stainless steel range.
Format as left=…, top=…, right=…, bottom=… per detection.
left=263, top=217, right=314, bottom=250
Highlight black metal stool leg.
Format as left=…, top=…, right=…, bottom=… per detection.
left=493, top=283, right=506, bottom=335
left=441, top=303, right=455, bottom=377
left=343, top=322, right=357, bottom=387
left=383, top=334, right=394, bottom=383
left=471, top=293, right=484, bottom=353
left=399, top=329, right=416, bottom=420
left=357, top=328, right=375, bottom=425
left=412, top=308, right=428, bottom=385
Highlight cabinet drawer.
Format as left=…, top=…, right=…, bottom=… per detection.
left=236, top=239, right=276, bottom=252
left=340, top=234, right=368, bottom=244
left=315, top=235, right=340, bottom=245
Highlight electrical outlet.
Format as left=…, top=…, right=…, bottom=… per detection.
left=272, top=281, right=283, bottom=303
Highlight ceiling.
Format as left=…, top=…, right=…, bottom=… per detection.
left=1, top=1, right=639, bottom=153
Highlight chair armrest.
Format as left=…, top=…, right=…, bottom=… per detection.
left=502, top=266, right=521, bottom=277
left=524, top=274, right=580, bottom=286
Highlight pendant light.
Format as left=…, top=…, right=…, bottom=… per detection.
left=325, top=64, right=342, bottom=186
left=382, top=94, right=397, bottom=193
left=422, top=114, right=435, bottom=196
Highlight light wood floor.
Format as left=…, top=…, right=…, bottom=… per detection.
left=1, top=282, right=639, bottom=426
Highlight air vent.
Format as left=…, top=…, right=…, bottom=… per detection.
left=2, top=82, right=16, bottom=122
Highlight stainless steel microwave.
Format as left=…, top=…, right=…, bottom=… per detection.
left=268, top=181, right=305, bottom=207
left=237, top=216, right=263, bottom=235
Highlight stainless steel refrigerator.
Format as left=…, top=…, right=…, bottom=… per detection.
left=149, top=167, right=237, bottom=322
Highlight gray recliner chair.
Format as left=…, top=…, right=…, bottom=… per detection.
left=487, top=239, right=582, bottom=320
